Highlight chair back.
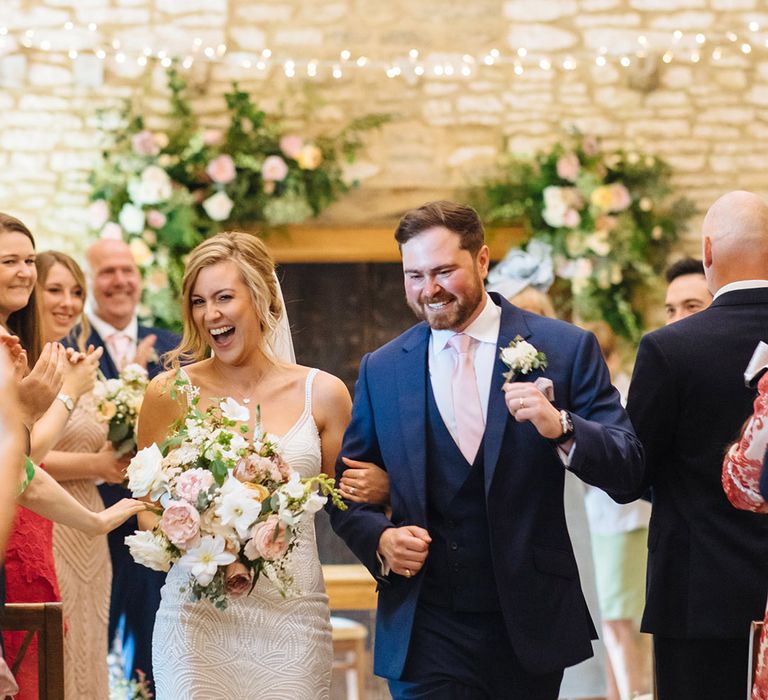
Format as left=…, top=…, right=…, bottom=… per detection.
left=749, top=620, right=764, bottom=699
left=1, top=602, right=64, bottom=700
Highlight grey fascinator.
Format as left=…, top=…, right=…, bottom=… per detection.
left=486, top=239, right=555, bottom=299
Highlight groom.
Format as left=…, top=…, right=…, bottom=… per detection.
left=330, top=201, right=645, bottom=698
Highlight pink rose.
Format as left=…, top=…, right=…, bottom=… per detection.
left=174, top=468, right=214, bottom=503
left=261, top=155, right=289, bottom=182
left=225, top=561, right=253, bottom=598
left=132, top=130, right=161, bottom=157
left=202, top=129, right=223, bottom=146
left=146, top=209, right=167, bottom=229
left=88, top=200, right=110, bottom=230
left=556, top=152, right=580, bottom=182
left=563, top=208, right=581, bottom=228
left=206, top=154, right=237, bottom=184
left=160, top=499, right=201, bottom=549
left=279, top=134, right=303, bottom=159
left=244, top=515, right=289, bottom=561
left=610, top=183, right=631, bottom=212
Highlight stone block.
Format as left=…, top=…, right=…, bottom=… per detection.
left=155, top=0, right=226, bottom=12
left=661, top=66, right=693, bottom=89
left=74, top=7, right=150, bottom=23
left=176, top=13, right=227, bottom=27
left=625, top=119, right=690, bottom=137
left=503, top=0, right=577, bottom=22
left=506, top=24, right=577, bottom=51
left=50, top=151, right=98, bottom=172
left=581, top=0, right=620, bottom=8
left=747, top=85, right=768, bottom=106
left=575, top=13, right=641, bottom=27
left=699, top=107, right=754, bottom=124
left=235, top=4, right=293, bottom=22
left=581, top=28, right=668, bottom=52
left=710, top=0, right=755, bottom=7
left=590, top=64, right=620, bottom=84
left=446, top=146, right=497, bottom=167
left=692, top=124, right=741, bottom=139
left=630, top=0, right=704, bottom=8
left=226, top=27, right=267, bottom=51
left=27, top=63, right=72, bottom=87
left=664, top=153, right=706, bottom=171
left=2, top=7, right=69, bottom=30
left=649, top=11, right=714, bottom=29
left=457, top=95, right=503, bottom=113
left=274, top=29, right=324, bottom=46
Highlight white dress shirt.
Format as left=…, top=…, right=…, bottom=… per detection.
left=713, top=279, right=768, bottom=300
left=428, top=294, right=500, bottom=442
left=88, top=312, right=139, bottom=367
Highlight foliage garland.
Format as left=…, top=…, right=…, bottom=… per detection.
left=475, top=132, right=695, bottom=341
left=88, top=68, right=388, bottom=329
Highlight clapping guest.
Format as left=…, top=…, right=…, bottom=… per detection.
left=83, top=238, right=179, bottom=690
left=36, top=251, right=127, bottom=699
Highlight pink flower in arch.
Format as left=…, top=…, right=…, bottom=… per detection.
left=206, top=154, right=237, bottom=184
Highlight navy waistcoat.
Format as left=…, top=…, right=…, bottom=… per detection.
left=419, top=380, right=501, bottom=612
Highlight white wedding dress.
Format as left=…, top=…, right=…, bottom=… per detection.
left=152, top=369, right=332, bottom=699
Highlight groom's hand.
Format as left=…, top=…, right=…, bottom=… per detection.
left=378, top=526, right=431, bottom=578
left=503, top=381, right=564, bottom=440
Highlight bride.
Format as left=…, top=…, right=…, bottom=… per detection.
left=137, top=231, right=352, bottom=699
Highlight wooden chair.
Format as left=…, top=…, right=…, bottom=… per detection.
left=323, top=565, right=378, bottom=700
left=749, top=620, right=764, bottom=699
left=0, top=602, right=64, bottom=700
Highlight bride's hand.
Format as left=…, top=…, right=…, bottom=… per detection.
left=339, top=457, right=390, bottom=505
left=89, top=498, right=147, bottom=536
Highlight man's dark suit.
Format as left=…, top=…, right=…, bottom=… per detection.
left=627, top=287, right=768, bottom=700
left=331, top=294, right=644, bottom=697
left=85, top=323, right=178, bottom=688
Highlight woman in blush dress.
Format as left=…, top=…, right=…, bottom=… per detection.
left=138, top=231, right=352, bottom=699
left=35, top=251, right=130, bottom=699
left=722, top=348, right=768, bottom=700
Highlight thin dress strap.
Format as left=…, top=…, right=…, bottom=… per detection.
left=304, top=368, right=319, bottom=416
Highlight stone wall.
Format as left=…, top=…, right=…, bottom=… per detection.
left=2, top=0, right=768, bottom=252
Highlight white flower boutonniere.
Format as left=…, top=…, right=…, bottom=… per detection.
left=500, top=335, right=548, bottom=382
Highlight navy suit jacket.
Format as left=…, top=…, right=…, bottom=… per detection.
left=627, top=287, right=768, bottom=639
left=330, top=294, right=644, bottom=679
left=83, top=324, right=179, bottom=381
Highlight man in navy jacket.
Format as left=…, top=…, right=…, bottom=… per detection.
left=331, top=202, right=644, bottom=699
left=84, top=239, right=178, bottom=692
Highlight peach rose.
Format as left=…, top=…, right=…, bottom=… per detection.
left=225, top=561, right=253, bottom=598
left=160, top=499, right=201, bottom=550
left=556, top=152, right=580, bottom=182
left=244, top=515, right=289, bottom=561
left=206, top=154, right=237, bottom=184
left=202, top=129, right=223, bottom=146
left=296, top=144, right=322, bottom=170
left=132, top=130, right=161, bottom=157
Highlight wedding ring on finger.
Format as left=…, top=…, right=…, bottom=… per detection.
left=519, top=397, right=525, bottom=410
left=349, top=486, right=356, bottom=495
left=405, top=568, right=412, bottom=578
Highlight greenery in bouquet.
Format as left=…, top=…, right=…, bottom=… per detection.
left=124, top=375, right=345, bottom=609
left=93, top=363, right=149, bottom=457
left=88, top=67, right=389, bottom=329
left=474, top=131, right=695, bottom=341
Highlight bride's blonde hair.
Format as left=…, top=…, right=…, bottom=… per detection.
left=166, top=231, right=283, bottom=369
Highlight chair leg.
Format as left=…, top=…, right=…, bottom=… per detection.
left=355, top=640, right=367, bottom=700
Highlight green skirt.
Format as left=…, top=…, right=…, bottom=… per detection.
left=590, top=527, right=648, bottom=623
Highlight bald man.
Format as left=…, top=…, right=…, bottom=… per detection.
left=83, top=238, right=178, bottom=692
left=626, top=191, right=768, bottom=700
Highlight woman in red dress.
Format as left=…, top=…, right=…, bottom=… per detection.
left=722, top=361, right=768, bottom=700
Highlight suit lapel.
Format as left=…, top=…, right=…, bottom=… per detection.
left=483, top=297, right=532, bottom=496
left=89, top=328, right=119, bottom=379
left=397, top=326, right=430, bottom=518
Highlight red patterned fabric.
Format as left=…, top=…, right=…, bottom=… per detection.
left=723, top=371, right=768, bottom=700
left=2, top=504, right=61, bottom=700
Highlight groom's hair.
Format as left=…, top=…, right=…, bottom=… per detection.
left=395, top=201, right=485, bottom=255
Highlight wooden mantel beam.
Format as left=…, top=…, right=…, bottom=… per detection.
left=263, top=224, right=525, bottom=263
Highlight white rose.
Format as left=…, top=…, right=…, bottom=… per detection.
left=118, top=203, right=146, bottom=234
left=121, top=363, right=148, bottom=384
left=202, top=191, right=234, bottom=222
left=125, top=529, right=173, bottom=572
left=127, top=443, right=168, bottom=500
left=500, top=341, right=538, bottom=374
left=128, top=165, right=172, bottom=205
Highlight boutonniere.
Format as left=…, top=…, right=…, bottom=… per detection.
left=500, top=335, right=548, bottom=382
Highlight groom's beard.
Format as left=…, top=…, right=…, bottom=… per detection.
left=407, top=281, right=485, bottom=331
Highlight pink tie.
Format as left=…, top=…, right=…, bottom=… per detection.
left=106, top=332, right=132, bottom=372
left=447, top=333, right=485, bottom=464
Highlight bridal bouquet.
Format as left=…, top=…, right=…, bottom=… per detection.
left=124, top=377, right=345, bottom=609
left=93, top=363, right=149, bottom=457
